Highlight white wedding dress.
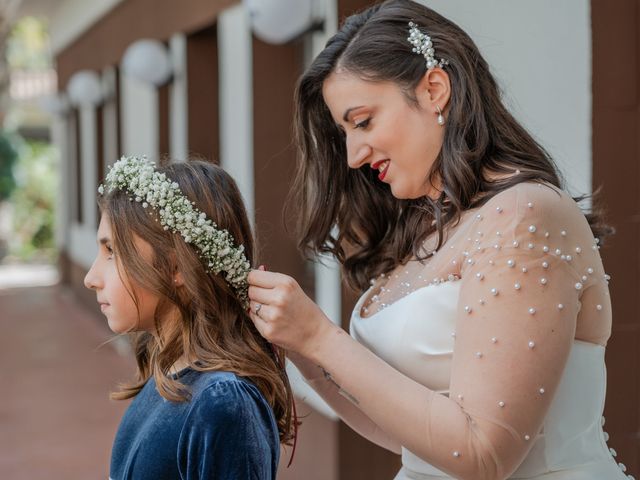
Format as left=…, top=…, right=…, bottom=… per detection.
left=304, top=182, right=633, bottom=479
left=351, top=280, right=629, bottom=479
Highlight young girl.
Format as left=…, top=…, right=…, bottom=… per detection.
left=84, top=156, right=295, bottom=479
left=247, top=1, right=633, bottom=479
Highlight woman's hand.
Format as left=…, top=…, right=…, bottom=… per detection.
left=247, top=269, right=337, bottom=357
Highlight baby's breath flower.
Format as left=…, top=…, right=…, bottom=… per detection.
left=98, top=155, right=250, bottom=306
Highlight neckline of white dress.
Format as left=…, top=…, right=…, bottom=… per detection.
left=354, top=278, right=462, bottom=321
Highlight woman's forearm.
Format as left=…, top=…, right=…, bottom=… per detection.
left=304, top=322, right=475, bottom=478
left=288, top=351, right=402, bottom=454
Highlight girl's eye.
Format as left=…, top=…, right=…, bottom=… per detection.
left=105, top=245, right=114, bottom=258
left=354, top=118, right=371, bottom=129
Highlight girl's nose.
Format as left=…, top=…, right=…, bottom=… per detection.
left=83, top=261, right=101, bottom=290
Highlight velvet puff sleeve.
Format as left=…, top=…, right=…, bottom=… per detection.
left=177, top=378, right=280, bottom=480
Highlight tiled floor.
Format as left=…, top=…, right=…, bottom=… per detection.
left=0, top=284, right=133, bottom=480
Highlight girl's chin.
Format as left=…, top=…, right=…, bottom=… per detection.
left=107, top=317, right=136, bottom=335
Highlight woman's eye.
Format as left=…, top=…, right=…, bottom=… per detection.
left=105, top=245, right=114, bottom=258
left=354, top=118, right=371, bottom=129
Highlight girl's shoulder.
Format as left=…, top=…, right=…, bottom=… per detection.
left=183, top=370, right=270, bottom=415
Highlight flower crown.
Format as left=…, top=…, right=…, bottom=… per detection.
left=98, top=156, right=251, bottom=307
left=407, top=21, right=449, bottom=70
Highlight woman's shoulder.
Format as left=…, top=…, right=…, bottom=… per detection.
left=474, top=181, right=581, bottom=223
left=463, top=181, right=595, bottom=249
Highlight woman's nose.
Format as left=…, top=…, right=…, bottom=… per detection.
left=347, top=143, right=372, bottom=169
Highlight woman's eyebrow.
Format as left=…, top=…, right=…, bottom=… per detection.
left=98, top=237, right=111, bottom=245
left=343, top=106, right=365, bottom=122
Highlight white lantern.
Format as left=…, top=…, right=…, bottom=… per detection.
left=121, top=39, right=173, bottom=86
left=67, top=70, right=103, bottom=107
left=244, top=0, right=324, bottom=45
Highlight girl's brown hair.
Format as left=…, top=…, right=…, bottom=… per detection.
left=99, top=160, right=295, bottom=444
left=290, top=0, right=612, bottom=291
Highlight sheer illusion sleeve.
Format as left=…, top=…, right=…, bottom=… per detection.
left=415, top=182, right=609, bottom=479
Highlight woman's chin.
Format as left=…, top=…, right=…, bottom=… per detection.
left=389, top=183, right=421, bottom=200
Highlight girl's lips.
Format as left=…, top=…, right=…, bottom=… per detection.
left=100, top=303, right=110, bottom=311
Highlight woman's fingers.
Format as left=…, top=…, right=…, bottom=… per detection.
left=247, top=269, right=293, bottom=289
left=248, top=285, right=275, bottom=304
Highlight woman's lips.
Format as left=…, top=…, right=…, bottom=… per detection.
left=100, top=303, right=110, bottom=312
left=371, top=159, right=390, bottom=181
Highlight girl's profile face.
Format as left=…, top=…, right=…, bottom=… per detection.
left=84, top=213, right=160, bottom=334
left=322, top=70, right=445, bottom=199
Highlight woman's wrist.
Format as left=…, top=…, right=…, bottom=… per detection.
left=302, top=316, right=343, bottom=365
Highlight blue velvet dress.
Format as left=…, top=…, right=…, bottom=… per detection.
left=109, top=369, right=280, bottom=479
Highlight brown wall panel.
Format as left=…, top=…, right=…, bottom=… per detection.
left=252, top=36, right=308, bottom=284
left=278, top=401, right=339, bottom=480
left=96, top=105, right=105, bottom=224
left=592, top=0, right=640, bottom=474
left=56, top=0, right=238, bottom=88
left=158, top=81, right=170, bottom=158
left=186, top=25, right=219, bottom=163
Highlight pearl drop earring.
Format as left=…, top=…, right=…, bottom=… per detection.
left=436, top=105, right=444, bottom=126
left=436, top=105, right=445, bottom=126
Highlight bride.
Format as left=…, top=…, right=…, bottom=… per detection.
left=247, top=1, right=633, bottom=478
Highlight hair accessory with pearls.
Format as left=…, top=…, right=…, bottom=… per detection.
left=407, top=21, right=449, bottom=70
left=98, top=156, right=251, bottom=307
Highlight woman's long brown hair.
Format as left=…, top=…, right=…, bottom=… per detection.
left=289, top=0, right=612, bottom=292
left=100, top=160, right=295, bottom=445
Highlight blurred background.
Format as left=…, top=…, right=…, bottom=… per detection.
left=0, top=0, right=636, bottom=479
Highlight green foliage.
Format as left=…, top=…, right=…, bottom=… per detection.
left=7, top=16, right=51, bottom=70
left=0, top=130, right=18, bottom=201
left=8, top=140, right=58, bottom=262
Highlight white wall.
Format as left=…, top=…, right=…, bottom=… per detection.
left=420, top=0, right=591, bottom=196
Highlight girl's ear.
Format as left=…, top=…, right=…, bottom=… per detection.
left=169, top=252, right=184, bottom=287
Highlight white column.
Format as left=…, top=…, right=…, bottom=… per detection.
left=218, top=3, right=254, bottom=224
left=119, top=71, right=159, bottom=160
left=79, top=106, right=98, bottom=229
left=288, top=0, right=341, bottom=420
left=169, top=33, right=189, bottom=162
left=51, top=116, right=69, bottom=250
left=69, top=105, right=101, bottom=269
